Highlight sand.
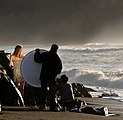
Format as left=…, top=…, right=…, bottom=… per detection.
left=0, top=98, right=123, bottom=120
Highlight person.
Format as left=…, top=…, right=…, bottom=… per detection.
left=56, top=75, right=82, bottom=111
left=10, top=45, right=25, bottom=97
left=34, top=44, right=62, bottom=111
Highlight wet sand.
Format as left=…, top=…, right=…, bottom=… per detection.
left=0, top=98, right=123, bottom=120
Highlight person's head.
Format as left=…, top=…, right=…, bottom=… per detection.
left=61, top=75, right=68, bottom=83
left=13, top=45, right=23, bottom=57
left=50, top=44, right=59, bottom=52
left=56, top=77, right=61, bottom=85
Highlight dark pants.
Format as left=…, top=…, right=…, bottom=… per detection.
left=59, top=99, right=82, bottom=110
left=40, top=80, right=56, bottom=110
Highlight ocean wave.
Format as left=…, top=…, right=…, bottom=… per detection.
left=60, top=43, right=123, bottom=53
left=60, top=47, right=123, bottom=53
left=61, top=69, right=123, bottom=89
left=84, top=43, right=110, bottom=46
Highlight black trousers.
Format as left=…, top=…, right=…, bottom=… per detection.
left=40, top=79, right=56, bottom=110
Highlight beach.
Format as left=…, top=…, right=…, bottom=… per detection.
left=1, top=97, right=123, bottom=120
left=1, top=44, right=123, bottom=120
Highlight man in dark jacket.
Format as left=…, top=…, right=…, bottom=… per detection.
left=34, top=44, right=62, bottom=111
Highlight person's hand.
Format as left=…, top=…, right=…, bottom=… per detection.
left=10, top=65, right=14, bottom=70
left=35, top=48, right=40, bottom=52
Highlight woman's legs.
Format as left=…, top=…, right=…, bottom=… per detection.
left=20, top=81, right=25, bottom=97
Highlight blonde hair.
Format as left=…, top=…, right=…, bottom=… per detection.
left=12, top=45, right=23, bottom=57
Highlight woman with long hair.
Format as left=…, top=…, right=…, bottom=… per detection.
left=10, top=45, right=25, bottom=97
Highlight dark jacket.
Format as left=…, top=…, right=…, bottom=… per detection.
left=34, top=50, right=62, bottom=82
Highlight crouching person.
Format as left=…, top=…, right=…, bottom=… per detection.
left=56, top=75, right=82, bottom=111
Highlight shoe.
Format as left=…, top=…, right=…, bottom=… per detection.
left=103, top=107, right=108, bottom=116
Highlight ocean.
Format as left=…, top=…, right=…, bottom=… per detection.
left=1, top=43, right=123, bottom=101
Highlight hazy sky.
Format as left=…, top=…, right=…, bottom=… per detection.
left=1, top=0, right=123, bottom=46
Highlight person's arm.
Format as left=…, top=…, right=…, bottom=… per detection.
left=59, top=58, right=62, bottom=73
left=9, top=55, right=14, bottom=69
left=56, top=56, right=62, bottom=74
left=34, top=49, right=43, bottom=63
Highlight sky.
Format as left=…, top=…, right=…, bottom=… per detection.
left=1, top=0, right=123, bottom=46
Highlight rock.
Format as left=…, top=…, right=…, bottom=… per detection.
left=0, top=51, right=22, bottom=106
left=0, top=67, right=19, bottom=106
left=71, top=83, right=92, bottom=98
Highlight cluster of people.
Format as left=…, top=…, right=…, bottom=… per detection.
left=8, top=44, right=109, bottom=115
left=9, top=44, right=83, bottom=111
left=34, top=44, right=83, bottom=111
left=6, top=43, right=110, bottom=117
left=34, top=44, right=62, bottom=111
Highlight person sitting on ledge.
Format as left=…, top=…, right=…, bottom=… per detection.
left=56, top=75, right=83, bottom=111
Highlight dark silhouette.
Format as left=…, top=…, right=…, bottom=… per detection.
left=34, top=44, right=62, bottom=111
left=56, top=75, right=82, bottom=111
left=0, top=50, right=13, bottom=80
left=0, top=50, right=22, bottom=106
